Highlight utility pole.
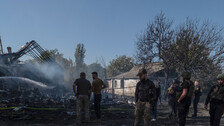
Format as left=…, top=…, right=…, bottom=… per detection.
left=0, top=36, right=4, bottom=54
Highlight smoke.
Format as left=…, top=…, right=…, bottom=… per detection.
left=21, top=62, right=66, bottom=86
left=37, top=63, right=64, bottom=83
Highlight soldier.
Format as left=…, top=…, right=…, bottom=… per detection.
left=177, top=72, right=194, bottom=126
left=192, top=81, right=202, bottom=117
left=91, top=72, right=107, bottom=122
left=73, top=72, right=92, bottom=125
left=168, top=80, right=180, bottom=118
left=152, top=81, right=161, bottom=121
left=134, top=68, right=156, bottom=126
left=204, top=74, right=224, bottom=126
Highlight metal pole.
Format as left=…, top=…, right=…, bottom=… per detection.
left=0, top=36, right=4, bottom=54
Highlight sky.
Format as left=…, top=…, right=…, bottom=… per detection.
left=0, top=0, right=224, bottom=65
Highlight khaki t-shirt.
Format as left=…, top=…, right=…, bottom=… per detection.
left=92, top=79, right=105, bottom=94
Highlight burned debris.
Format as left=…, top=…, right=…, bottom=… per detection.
left=0, top=39, right=135, bottom=125
left=0, top=39, right=69, bottom=119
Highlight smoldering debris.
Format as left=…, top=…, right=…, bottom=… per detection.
left=0, top=40, right=136, bottom=125
left=0, top=93, right=135, bottom=122
left=0, top=40, right=68, bottom=95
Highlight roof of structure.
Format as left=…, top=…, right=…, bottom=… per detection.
left=112, top=62, right=164, bottom=79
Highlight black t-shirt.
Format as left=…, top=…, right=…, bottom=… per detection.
left=181, top=80, right=192, bottom=102
left=182, top=81, right=190, bottom=90
left=74, top=78, right=91, bottom=96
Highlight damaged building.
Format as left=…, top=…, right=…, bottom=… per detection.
left=106, top=62, right=178, bottom=99
left=0, top=38, right=66, bottom=99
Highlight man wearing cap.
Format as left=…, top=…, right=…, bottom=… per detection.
left=204, top=74, right=224, bottom=126
left=177, top=72, right=194, bottom=126
left=73, top=72, right=92, bottom=124
left=134, top=68, right=156, bottom=126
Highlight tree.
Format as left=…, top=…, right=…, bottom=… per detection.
left=135, top=13, right=224, bottom=91
left=75, top=43, right=86, bottom=69
left=74, top=43, right=87, bottom=78
left=87, top=63, right=106, bottom=80
left=135, top=12, right=174, bottom=91
left=136, top=12, right=174, bottom=65
left=107, top=55, right=134, bottom=77
left=163, top=19, right=224, bottom=87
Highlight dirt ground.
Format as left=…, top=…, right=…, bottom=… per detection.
left=1, top=103, right=224, bottom=126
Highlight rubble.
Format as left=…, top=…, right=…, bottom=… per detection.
left=0, top=89, right=134, bottom=121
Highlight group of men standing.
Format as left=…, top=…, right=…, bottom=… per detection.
left=73, top=72, right=107, bottom=125
left=168, top=79, right=202, bottom=119
left=72, top=69, right=224, bottom=126
left=134, top=68, right=224, bottom=126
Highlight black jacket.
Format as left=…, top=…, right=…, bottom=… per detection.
left=205, top=84, right=224, bottom=105
left=156, top=85, right=161, bottom=100
left=135, top=79, right=156, bottom=102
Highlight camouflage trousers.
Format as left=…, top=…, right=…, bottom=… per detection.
left=76, top=95, right=90, bottom=122
left=134, top=101, right=152, bottom=126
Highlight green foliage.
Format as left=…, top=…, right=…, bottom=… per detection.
left=162, top=19, right=223, bottom=87
left=87, top=63, right=106, bottom=80
left=107, top=55, right=134, bottom=77
left=75, top=43, right=86, bottom=69
left=135, top=13, right=224, bottom=90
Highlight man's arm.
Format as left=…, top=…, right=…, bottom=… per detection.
left=168, top=89, right=174, bottom=95
left=178, top=88, right=188, bottom=103
left=204, top=86, right=214, bottom=109
left=178, top=81, right=189, bottom=103
left=88, top=82, right=92, bottom=98
left=168, top=85, right=174, bottom=94
left=73, top=83, right=78, bottom=97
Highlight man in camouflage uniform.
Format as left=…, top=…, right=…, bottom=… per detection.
left=134, top=68, right=156, bottom=126
left=177, top=72, right=194, bottom=126
left=204, top=74, right=224, bottom=126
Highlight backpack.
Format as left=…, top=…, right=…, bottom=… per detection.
left=176, top=80, right=194, bottom=99
left=176, top=85, right=182, bottom=99
left=186, top=80, right=195, bottom=98
left=211, top=85, right=224, bottom=101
